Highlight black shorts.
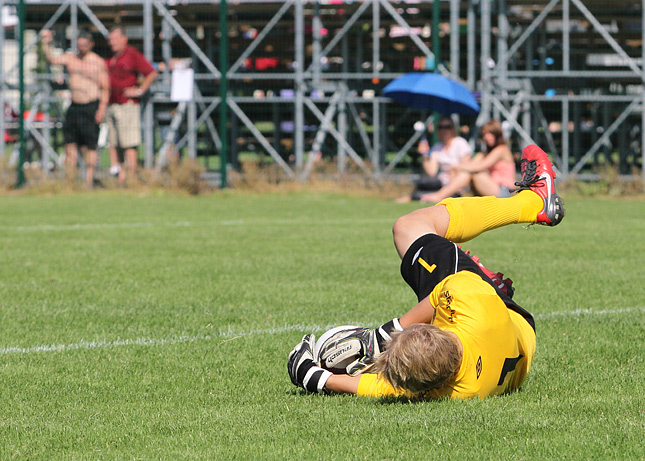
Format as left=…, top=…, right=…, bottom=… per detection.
left=400, top=234, right=535, bottom=331
left=63, top=101, right=100, bottom=149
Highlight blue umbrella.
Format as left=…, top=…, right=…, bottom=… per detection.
left=383, top=72, right=480, bottom=116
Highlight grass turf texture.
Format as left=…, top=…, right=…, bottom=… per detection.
left=0, top=192, right=643, bottom=459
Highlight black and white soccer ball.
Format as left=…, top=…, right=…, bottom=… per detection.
left=314, top=325, right=366, bottom=375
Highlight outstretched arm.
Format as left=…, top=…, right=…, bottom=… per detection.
left=325, top=374, right=361, bottom=394
left=419, top=170, right=473, bottom=204
left=323, top=293, right=436, bottom=395
left=40, top=30, right=68, bottom=66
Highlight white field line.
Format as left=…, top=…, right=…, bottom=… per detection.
left=0, top=218, right=392, bottom=233
left=1, top=307, right=643, bottom=356
left=535, top=306, right=645, bottom=319
left=0, top=323, right=337, bottom=356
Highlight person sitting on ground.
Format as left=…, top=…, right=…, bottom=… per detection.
left=398, top=116, right=472, bottom=203
left=419, top=120, right=516, bottom=203
left=288, top=144, right=565, bottom=399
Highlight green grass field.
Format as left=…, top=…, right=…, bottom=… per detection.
left=0, top=191, right=643, bottom=459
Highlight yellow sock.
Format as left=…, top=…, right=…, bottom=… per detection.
left=440, top=191, right=543, bottom=243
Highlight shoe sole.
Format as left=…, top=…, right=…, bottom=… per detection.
left=541, top=193, right=565, bottom=226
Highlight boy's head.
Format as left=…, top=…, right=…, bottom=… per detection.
left=372, top=323, right=461, bottom=393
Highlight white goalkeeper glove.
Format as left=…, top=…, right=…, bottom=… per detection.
left=287, top=334, right=332, bottom=393
left=347, top=319, right=403, bottom=375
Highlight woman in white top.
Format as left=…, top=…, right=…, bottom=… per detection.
left=399, top=116, right=472, bottom=202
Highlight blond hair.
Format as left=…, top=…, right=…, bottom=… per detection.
left=372, top=324, right=461, bottom=393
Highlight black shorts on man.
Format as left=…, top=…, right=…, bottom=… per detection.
left=63, top=100, right=100, bottom=149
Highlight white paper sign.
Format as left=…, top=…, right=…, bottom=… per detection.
left=170, top=68, right=194, bottom=102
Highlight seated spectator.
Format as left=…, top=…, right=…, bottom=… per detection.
left=397, top=116, right=472, bottom=203
left=419, top=120, right=516, bottom=203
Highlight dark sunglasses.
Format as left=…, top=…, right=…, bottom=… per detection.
left=438, top=124, right=453, bottom=130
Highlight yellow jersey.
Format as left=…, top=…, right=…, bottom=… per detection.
left=357, top=270, right=536, bottom=399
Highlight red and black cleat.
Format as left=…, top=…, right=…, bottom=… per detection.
left=459, top=246, right=515, bottom=298
left=513, top=144, right=565, bottom=226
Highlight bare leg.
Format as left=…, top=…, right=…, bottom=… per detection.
left=470, top=171, right=502, bottom=197
left=64, top=143, right=78, bottom=181
left=109, top=146, right=119, bottom=171
left=392, top=205, right=450, bottom=258
left=85, top=149, right=97, bottom=188
left=124, top=147, right=138, bottom=182
left=419, top=169, right=472, bottom=203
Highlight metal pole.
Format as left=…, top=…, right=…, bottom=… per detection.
left=642, top=0, right=645, bottom=181
left=17, top=0, right=26, bottom=187
left=143, top=0, right=154, bottom=169
left=42, top=88, right=50, bottom=172
left=449, top=0, right=460, bottom=130
left=450, top=0, right=459, bottom=78
left=0, top=14, right=5, bottom=160
left=313, top=0, right=321, bottom=89
left=498, top=0, right=508, bottom=88
left=432, top=0, right=440, bottom=144
left=480, top=0, right=491, bottom=121
left=372, top=0, right=380, bottom=174
left=522, top=80, right=531, bottom=149
left=219, top=0, right=229, bottom=188
left=467, top=0, right=475, bottom=89
left=561, top=100, right=569, bottom=178
left=338, top=35, right=349, bottom=173
left=337, top=88, right=347, bottom=173
left=161, top=19, right=172, bottom=90
left=433, top=0, right=440, bottom=72
left=70, top=0, right=78, bottom=53
left=294, top=0, right=304, bottom=173
left=494, top=0, right=508, bottom=122
left=373, top=0, right=380, bottom=77
left=563, top=0, right=570, bottom=73
left=188, top=100, right=196, bottom=158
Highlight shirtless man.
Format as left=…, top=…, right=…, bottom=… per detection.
left=41, top=29, right=110, bottom=187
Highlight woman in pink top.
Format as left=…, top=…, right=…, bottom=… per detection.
left=420, top=120, right=516, bottom=203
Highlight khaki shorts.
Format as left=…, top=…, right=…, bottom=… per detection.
left=106, top=103, right=141, bottom=150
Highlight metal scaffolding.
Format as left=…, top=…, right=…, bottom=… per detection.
left=2, top=0, right=644, bottom=184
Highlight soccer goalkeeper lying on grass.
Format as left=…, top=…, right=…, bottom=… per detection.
left=288, top=144, right=565, bottom=399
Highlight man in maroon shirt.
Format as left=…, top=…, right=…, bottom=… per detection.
left=105, top=26, right=157, bottom=183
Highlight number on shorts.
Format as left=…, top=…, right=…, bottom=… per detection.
left=497, top=354, right=523, bottom=386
